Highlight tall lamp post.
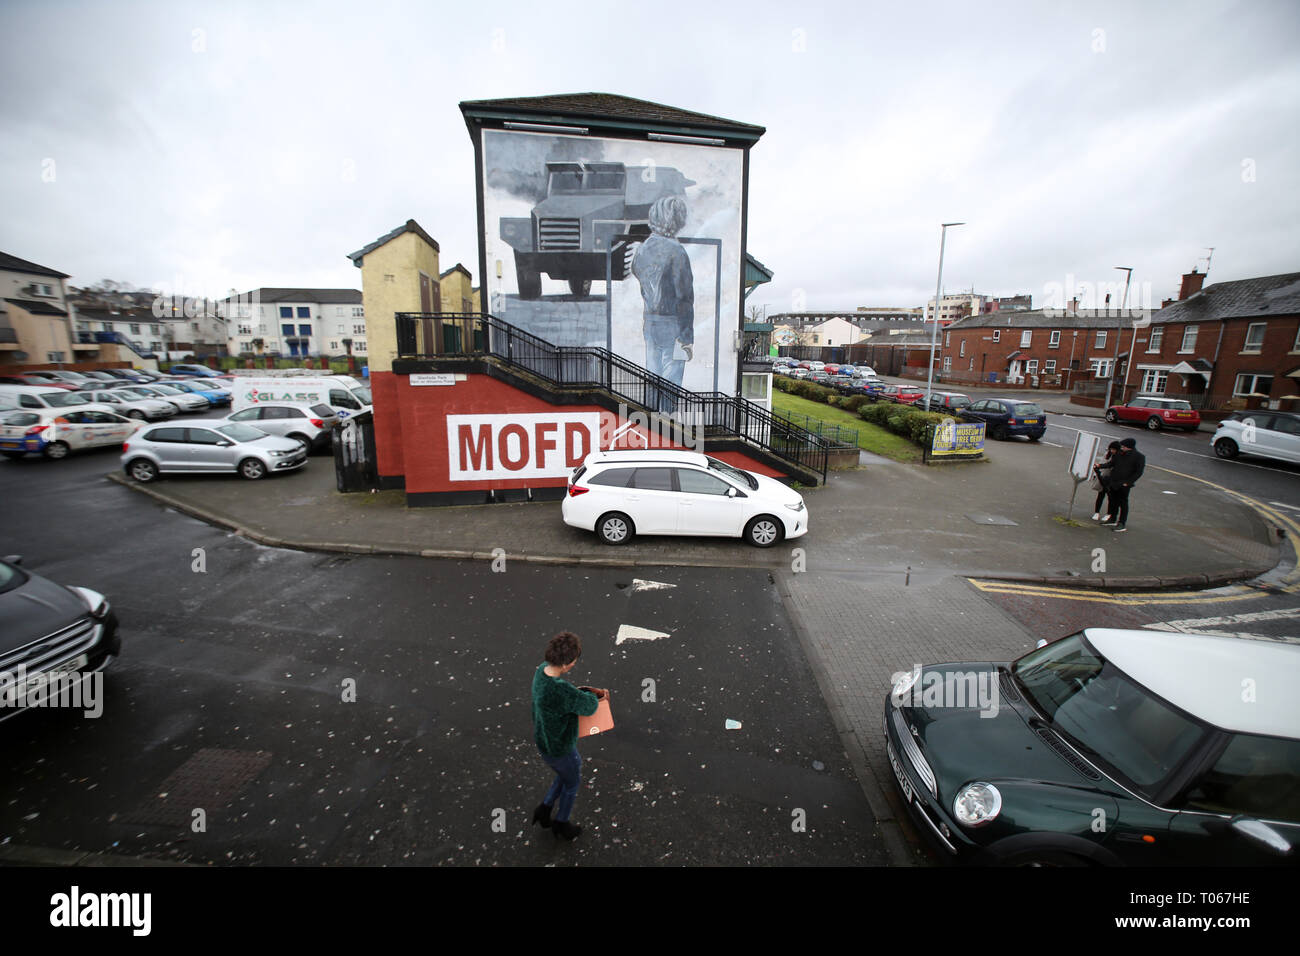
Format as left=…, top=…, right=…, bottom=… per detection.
left=926, top=222, right=965, bottom=409
left=1103, top=266, right=1133, bottom=409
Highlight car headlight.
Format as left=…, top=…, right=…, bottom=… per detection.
left=784, top=500, right=805, bottom=513
left=67, top=586, right=110, bottom=620
left=270, top=449, right=296, bottom=457
left=890, top=667, right=920, bottom=704
left=953, top=782, right=1002, bottom=828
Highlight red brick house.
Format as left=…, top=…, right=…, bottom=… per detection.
left=935, top=270, right=1300, bottom=411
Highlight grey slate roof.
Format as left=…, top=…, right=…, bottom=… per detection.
left=460, top=93, right=765, bottom=139
left=945, top=309, right=1151, bottom=330
left=222, top=288, right=361, bottom=304
left=0, top=252, right=69, bottom=279
left=6, top=298, right=67, bottom=315
left=347, top=219, right=440, bottom=267
left=1151, top=272, right=1300, bottom=324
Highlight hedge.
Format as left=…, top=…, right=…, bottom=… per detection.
left=774, top=375, right=952, bottom=447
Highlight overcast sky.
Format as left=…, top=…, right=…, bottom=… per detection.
left=3, top=0, right=1297, bottom=314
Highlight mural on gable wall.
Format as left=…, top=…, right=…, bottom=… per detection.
left=482, top=129, right=743, bottom=400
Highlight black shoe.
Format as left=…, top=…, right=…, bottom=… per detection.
left=1113, top=524, right=1127, bottom=533
left=532, top=803, right=553, bottom=828
left=552, top=820, right=582, bottom=841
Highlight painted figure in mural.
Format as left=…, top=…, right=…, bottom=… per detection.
left=629, top=195, right=694, bottom=413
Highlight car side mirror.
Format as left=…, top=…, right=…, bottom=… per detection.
left=217, top=441, right=234, bottom=447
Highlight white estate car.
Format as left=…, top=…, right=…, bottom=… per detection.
left=1, top=407, right=140, bottom=460
left=562, top=450, right=808, bottom=547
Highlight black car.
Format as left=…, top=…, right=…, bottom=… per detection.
left=0, top=556, right=120, bottom=723
left=958, top=398, right=1046, bottom=441
left=884, top=628, right=1300, bottom=866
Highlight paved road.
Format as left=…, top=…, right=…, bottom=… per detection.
left=0, top=448, right=881, bottom=866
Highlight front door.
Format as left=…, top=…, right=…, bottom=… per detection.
left=1009, top=360, right=1021, bottom=382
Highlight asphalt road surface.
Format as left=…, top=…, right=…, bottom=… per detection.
left=0, top=447, right=882, bottom=865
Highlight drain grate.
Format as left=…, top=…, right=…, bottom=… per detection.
left=121, top=748, right=272, bottom=828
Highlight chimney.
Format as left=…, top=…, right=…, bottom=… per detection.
left=1068, top=297, right=1079, bottom=316
left=1161, top=297, right=1174, bottom=309
left=1178, top=269, right=1205, bottom=300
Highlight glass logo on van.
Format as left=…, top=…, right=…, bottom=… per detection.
left=246, top=389, right=315, bottom=404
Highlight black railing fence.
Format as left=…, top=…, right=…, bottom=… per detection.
left=396, top=312, right=829, bottom=482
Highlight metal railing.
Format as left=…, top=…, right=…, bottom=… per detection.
left=396, top=312, right=830, bottom=482
left=772, top=411, right=859, bottom=449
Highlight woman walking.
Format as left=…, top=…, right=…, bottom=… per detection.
left=531, top=631, right=607, bottom=841
left=1091, top=440, right=1121, bottom=522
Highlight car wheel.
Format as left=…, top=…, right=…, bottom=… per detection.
left=744, top=515, right=783, bottom=548
left=1146, top=416, right=1163, bottom=431
left=127, top=458, right=158, bottom=483
left=239, top=457, right=268, bottom=480
left=128, top=410, right=145, bottom=421
left=2, top=451, right=26, bottom=460
left=1214, top=438, right=1239, bottom=460
left=596, top=512, right=633, bottom=545
left=42, top=440, right=70, bottom=460
left=288, top=433, right=312, bottom=454
left=1104, top=409, right=1118, bottom=423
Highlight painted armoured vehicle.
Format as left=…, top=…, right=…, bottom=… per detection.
left=499, top=161, right=694, bottom=299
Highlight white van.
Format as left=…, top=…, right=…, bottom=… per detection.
left=0, top=385, right=99, bottom=413
left=230, top=376, right=371, bottom=419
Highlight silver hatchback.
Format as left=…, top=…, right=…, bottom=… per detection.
left=122, top=422, right=307, bottom=481
left=221, top=402, right=339, bottom=453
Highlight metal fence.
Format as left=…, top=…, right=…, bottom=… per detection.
left=396, top=312, right=830, bottom=482
left=772, top=411, right=859, bottom=449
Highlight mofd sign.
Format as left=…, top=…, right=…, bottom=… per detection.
left=447, top=413, right=600, bottom=481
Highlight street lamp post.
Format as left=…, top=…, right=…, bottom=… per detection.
left=1103, top=267, right=1133, bottom=409
left=926, top=222, right=965, bottom=409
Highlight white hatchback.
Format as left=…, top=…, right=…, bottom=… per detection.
left=562, top=450, right=809, bottom=547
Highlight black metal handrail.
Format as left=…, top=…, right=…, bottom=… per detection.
left=395, top=312, right=829, bottom=482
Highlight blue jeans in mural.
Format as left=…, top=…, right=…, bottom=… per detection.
left=643, top=315, right=686, bottom=414
left=540, top=747, right=582, bottom=823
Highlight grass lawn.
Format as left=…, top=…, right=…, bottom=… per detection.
left=772, top=390, right=922, bottom=463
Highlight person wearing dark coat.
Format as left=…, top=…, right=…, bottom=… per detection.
left=1094, top=437, right=1145, bottom=532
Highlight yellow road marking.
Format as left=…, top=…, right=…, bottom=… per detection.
left=968, top=465, right=1299, bottom=605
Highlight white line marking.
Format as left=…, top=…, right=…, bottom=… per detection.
left=1039, top=441, right=1063, bottom=447
left=629, top=579, right=676, bottom=593
left=1269, top=501, right=1300, bottom=512
left=615, top=624, right=670, bottom=645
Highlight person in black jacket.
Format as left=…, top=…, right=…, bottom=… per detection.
left=1095, top=437, right=1145, bottom=532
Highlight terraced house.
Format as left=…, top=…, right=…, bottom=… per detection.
left=937, top=270, right=1300, bottom=413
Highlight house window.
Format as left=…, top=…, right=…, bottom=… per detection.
left=46, top=351, right=65, bottom=362
left=1090, top=358, right=1114, bottom=378
left=945, top=331, right=950, bottom=347
left=281, top=324, right=294, bottom=336
left=353, top=307, right=364, bottom=317
left=329, top=341, right=339, bottom=351
left=297, top=307, right=310, bottom=318
left=992, top=330, right=1001, bottom=342
left=280, top=307, right=293, bottom=319
left=298, top=324, right=311, bottom=336
left=151, top=324, right=160, bottom=334
left=943, top=356, right=951, bottom=371
left=1026, top=359, right=1039, bottom=374
left=355, top=340, right=366, bottom=353
left=336, top=307, right=344, bottom=316
left=1294, top=326, right=1300, bottom=351
left=238, top=324, right=252, bottom=335
left=1096, top=330, right=1107, bottom=349
left=100, top=322, right=112, bottom=332
left=1181, top=325, right=1198, bottom=352
left=1243, top=323, right=1266, bottom=352
left=35, top=283, right=54, bottom=296
left=239, top=341, right=251, bottom=353
left=1233, top=373, right=1273, bottom=396
left=1141, top=369, right=1169, bottom=393
left=1044, top=359, right=1056, bottom=373
left=1147, top=328, right=1163, bottom=352
left=130, top=323, right=141, bottom=334
left=1049, top=330, right=1060, bottom=348
left=959, top=340, right=965, bottom=357
left=353, top=324, right=365, bottom=335
left=1019, top=330, right=1031, bottom=348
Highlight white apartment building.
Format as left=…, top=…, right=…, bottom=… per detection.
left=925, top=292, right=989, bottom=325
left=223, top=288, right=366, bottom=358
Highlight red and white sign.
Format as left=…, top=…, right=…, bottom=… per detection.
left=446, top=413, right=600, bottom=481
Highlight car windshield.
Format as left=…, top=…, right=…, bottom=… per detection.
left=41, top=391, right=87, bottom=407
left=1012, top=634, right=1208, bottom=794
left=706, top=455, right=758, bottom=490
left=216, top=423, right=269, bottom=442
left=351, top=387, right=371, bottom=405
left=1012, top=403, right=1044, bottom=416
left=150, top=384, right=183, bottom=395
